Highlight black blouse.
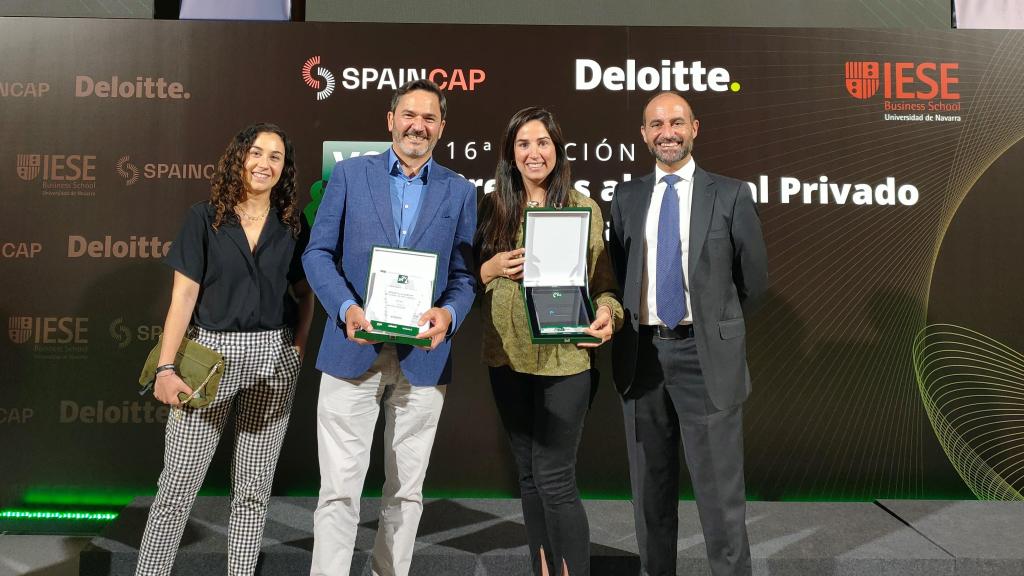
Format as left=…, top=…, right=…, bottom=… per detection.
left=164, top=202, right=309, bottom=332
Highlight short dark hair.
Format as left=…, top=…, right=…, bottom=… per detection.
left=390, top=79, right=447, bottom=120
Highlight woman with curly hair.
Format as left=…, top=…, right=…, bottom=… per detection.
left=475, top=107, right=623, bottom=576
left=135, top=123, right=314, bottom=576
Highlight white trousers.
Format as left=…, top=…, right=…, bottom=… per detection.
left=311, top=345, right=446, bottom=576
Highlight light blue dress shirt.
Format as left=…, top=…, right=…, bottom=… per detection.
left=340, top=149, right=457, bottom=335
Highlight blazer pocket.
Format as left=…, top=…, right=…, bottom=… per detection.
left=708, top=228, right=730, bottom=240
left=718, top=317, right=745, bottom=340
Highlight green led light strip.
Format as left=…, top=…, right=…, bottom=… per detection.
left=0, top=510, right=118, bottom=521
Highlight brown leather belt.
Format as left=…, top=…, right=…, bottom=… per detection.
left=640, top=324, right=695, bottom=340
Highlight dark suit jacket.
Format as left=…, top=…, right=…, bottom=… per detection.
left=609, top=166, right=767, bottom=408
left=302, top=152, right=477, bottom=386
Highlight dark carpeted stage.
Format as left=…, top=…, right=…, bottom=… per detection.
left=79, top=497, right=1024, bottom=575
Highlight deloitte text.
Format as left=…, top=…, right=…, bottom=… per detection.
left=60, top=400, right=169, bottom=424
left=76, top=75, right=191, bottom=99
left=67, top=235, right=171, bottom=259
left=575, top=59, right=738, bottom=92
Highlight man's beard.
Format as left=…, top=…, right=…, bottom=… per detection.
left=650, top=137, right=691, bottom=165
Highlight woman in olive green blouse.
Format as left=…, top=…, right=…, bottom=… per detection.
left=473, top=107, right=623, bottom=576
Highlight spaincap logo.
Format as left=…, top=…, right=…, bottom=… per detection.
left=845, top=61, right=880, bottom=100
left=0, top=81, right=50, bottom=98
left=116, top=155, right=140, bottom=185
left=302, top=56, right=336, bottom=101
left=16, top=154, right=40, bottom=181
left=108, top=317, right=161, bottom=348
left=301, top=56, right=485, bottom=99
left=8, top=317, right=31, bottom=344
left=109, top=318, right=132, bottom=348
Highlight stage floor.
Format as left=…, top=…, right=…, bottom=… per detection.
left=79, top=497, right=1024, bottom=575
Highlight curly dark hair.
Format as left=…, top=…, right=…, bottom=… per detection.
left=209, top=122, right=300, bottom=237
left=474, top=107, right=571, bottom=265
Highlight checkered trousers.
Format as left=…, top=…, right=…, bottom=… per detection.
left=135, top=327, right=302, bottom=576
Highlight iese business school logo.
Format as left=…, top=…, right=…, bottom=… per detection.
left=300, top=56, right=486, bottom=101
left=16, top=153, right=98, bottom=196
left=9, top=316, right=89, bottom=360
left=844, top=61, right=962, bottom=121
left=9, top=316, right=88, bottom=344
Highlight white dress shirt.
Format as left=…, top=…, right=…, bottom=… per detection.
left=640, top=158, right=695, bottom=326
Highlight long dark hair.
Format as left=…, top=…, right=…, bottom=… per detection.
left=210, top=122, right=300, bottom=237
left=474, top=107, right=571, bottom=265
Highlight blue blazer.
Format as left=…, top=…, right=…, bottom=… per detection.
left=302, top=152, right=477, bottom=385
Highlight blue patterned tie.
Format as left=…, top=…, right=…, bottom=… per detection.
left=656, top=174, right=687, bottom=327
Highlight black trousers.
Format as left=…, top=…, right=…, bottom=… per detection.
left=490, top=366, right=593, bottom=576
left=622, top=332, right=751, bottom=576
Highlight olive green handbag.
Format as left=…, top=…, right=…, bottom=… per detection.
left=139, top=336, right=225, bottom=408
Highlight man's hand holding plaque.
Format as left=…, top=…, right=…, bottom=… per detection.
left=345, top=305, right=373, bottom=345
left=417, top=307, right=452, bottom=350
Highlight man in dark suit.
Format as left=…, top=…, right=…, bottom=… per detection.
left=609, top=91, right=768, bottom=576
left=303, top=79, right=476, bottom=576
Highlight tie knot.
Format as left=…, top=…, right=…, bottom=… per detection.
left=661, top=174, right=682, bottom=188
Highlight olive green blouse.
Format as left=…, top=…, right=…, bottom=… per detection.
left=479, top=190, right=624, bottom=376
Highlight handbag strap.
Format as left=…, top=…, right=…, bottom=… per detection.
left=180, top=360, right=223, bottom=404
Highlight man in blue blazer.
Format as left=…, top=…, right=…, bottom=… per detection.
left=303, top=79, right=477, bottom=576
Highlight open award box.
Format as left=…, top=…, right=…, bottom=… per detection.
left=355, top=246, right=438, bottom=347
left=522, top=207, right=599, bottom=344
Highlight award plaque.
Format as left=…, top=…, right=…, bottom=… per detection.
left=522, top=208, right=599, bottom=344
left=355, top=246, right=438, bottom=347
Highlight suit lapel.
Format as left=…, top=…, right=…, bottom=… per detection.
left=367, top=155, right=399, bottom=247
left=405, top=166, right=447, bottom=248
left=688, top=167, right=716, bottom=279
left=630, top=173, right=656, bottom=265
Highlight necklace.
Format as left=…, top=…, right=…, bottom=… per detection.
left=527, top=200, right=541, bottom=208
left=236, top=205, right=269, bottom=222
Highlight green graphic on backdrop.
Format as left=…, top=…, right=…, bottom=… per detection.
left=914, top=324, right=1024, bottom=501
left=303, top=141, right=392, bottom=225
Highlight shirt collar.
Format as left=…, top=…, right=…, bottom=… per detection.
left=388, top=147, right=431, bottom=183
left=654, top=156, right=696, bottom=185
